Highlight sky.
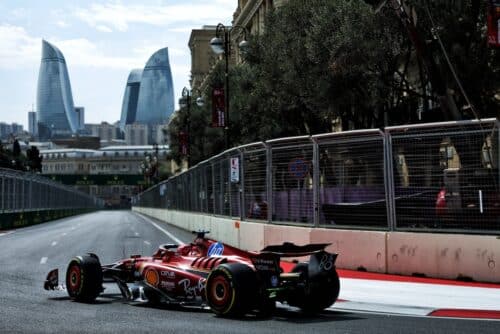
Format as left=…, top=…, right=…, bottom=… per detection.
left=0, top=0, right=235, bottom=128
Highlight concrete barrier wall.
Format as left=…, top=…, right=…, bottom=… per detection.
left=133, top=207, right=500, bottom=283
left=386, top=232, right=500, bottom=282
left=0, top=209, right=95, bottom=230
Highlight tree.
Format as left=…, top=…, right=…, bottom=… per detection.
left=404, top=0, right=499, bottom=119
left=26, top=145, right=43, bottom=173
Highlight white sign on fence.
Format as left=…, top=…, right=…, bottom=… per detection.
left=230, top=157, right=239, bottom=183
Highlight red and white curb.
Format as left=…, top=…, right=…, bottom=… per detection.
left=332, top=271, right=500, bottom=320
left=280, top=262, right=500, bottom=320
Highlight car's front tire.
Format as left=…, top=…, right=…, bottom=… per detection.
left=66, top=254, right=103, bottom=302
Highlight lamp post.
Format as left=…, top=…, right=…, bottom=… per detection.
left=179, top=87, right=204, bottom=168
left=210, top=23, right=248, bottom=150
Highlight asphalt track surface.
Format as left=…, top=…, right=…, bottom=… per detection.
left=0, top=210, right=499, bottom=334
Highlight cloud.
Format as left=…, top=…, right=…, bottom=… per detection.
left=96, top=25, right=113, bottom=33
left=0, top=24, right=40, bottom=69
left=73, top=0, right=235, bottom=32
left=56, top=20, right=69, bottom=28
left=10, top=8, right=29, bottom=20
left=0, top=24, right=151, bottom=70
left=54, top=38, right=144, bottom=69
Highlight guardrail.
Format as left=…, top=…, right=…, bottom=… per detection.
left=134, top=118, right=499, bottom=234
left=0, top=168, right=103, bottom=229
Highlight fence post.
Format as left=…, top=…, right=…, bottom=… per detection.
left=312, top=138, right=320, bottom=227
left=211, top=161, right=216, bottom=215
left=384, top=130, right=396, bottom=231
left=239, top=149, right=245, bottom=221
left=497, top=121, right=500, bottom=194
left=266, top=143, right=272, bottom=223
left=1, top=174, right=4, bottom=213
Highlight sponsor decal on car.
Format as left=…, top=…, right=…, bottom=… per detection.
left=160, top=281, right=176, bottom=291
left=178, top=278, right=206, bottom=297
left=144, top=268, right=159, bottom=287
left=251, top=257, right=278, bottom=271
left=161, top=271, right=175, bottom=279
left=207, top=242, right=224, bottom=257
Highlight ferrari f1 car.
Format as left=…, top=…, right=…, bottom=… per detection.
left=44, top=231, right=340, bottom=316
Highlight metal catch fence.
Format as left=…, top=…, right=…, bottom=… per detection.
left=135, top=118, right=500, bottom=234
left=0, top=168, right=102, bottom=213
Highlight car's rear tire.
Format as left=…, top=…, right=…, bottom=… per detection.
left=66, top=254, right=103, bottom=302
left=205, top=263, right=257, bottom=317
left=289, top=262, right=340, bottom=314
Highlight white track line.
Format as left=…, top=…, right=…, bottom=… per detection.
left=51, top=241, right=57, bottom=246
left=144, top=240, right=151, bottom=245
left=135, top=214, right=183, bottom=244
left=40, top=257, right=48, bottom=264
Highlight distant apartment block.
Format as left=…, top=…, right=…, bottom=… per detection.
left=28, top=111, right=37, bottom=136
left=74, top=107, right=85, bottom=130
left=124, top=123, right=149, bottom=146
left=0, top=122, right=24, bottom=140
left=85, top=122, right=120, bottom=143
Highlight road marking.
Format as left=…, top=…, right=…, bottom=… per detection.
left=62, top=233, right=67, bottom=236
left=0, top=231, right=14, bottom=237
left=135, top=214, right=183, bottom=244
left=40, top=257, right=48, bottom=264
left=144, top=240, right=151, bottom=245
left=135, top=232, right=139, bottom=237
left=51, top=241, right=57, bottom=247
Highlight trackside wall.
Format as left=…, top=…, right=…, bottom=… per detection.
left=132, top=207, right=500, bottom=283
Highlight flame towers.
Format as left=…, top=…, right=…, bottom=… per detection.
left=135, top=47, right=175, bottom=125
left=36, top=40, right=78, bottom=139
left=119, top=69, right=143, bottom=132
left=120, top=47, right=175, bottom=144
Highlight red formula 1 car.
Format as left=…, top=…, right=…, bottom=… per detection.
left=44, top=231, right=340, bottom=316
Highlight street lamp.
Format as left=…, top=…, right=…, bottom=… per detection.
left=210, top=23, right=249, bottom=150
left=179, top=87, right=204, bottom=167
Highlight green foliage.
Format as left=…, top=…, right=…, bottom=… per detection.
left=406, top=0, right=499, bottom=118
left=169, top=0, right=498, bottom=165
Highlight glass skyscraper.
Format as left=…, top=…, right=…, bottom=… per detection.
left=119, top=69, right=143, bottom=132
left=36, top=40, right=78, bottom=139
left=135, top=47, right=175, bottom=126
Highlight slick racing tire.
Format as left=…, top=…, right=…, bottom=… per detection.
left=289, top=262, right=340, bottom=314
left=66, top=254, right=103, bottom=302
left=205, top=263, right=257, bottom=317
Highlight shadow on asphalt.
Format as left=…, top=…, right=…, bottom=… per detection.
left=49, top=292, right=124, bottom=305
left=49, top=293, right=364, bottom=323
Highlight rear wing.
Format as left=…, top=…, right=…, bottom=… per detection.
left=260, top=242, right=331, bottom=257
